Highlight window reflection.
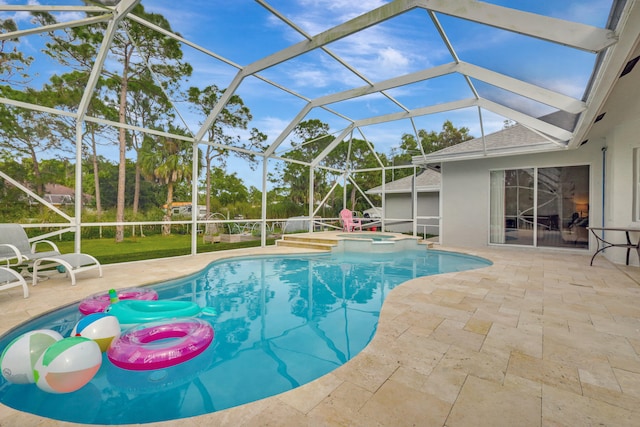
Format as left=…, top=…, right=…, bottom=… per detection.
left=490, top=165, right=589, bottom=248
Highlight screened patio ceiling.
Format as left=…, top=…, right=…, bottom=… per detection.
left=1, top=0, right=639, bottom=235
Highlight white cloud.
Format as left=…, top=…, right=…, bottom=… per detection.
left=556, top=1, right=612, bottom=26
left=142, top=4, right=202, bottom=39
left=378, top=46, right=410, bottom=71
left=536, top=77, right=587, bottom=100
left=294, top=0, right=389, bottom=33
left=254, top=116, right=291, bottom=143
left=0, top=0, right=82, bottom=24
left=288, top=67, right=332, bottom=88
left=51, top=11, right=85, bottom=23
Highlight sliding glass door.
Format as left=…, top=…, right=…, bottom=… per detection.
left=537, top=166, right=589, bottom=248
left=490, top=165, right=589, bottom=248
left=490, top=168, right=534, bottom=245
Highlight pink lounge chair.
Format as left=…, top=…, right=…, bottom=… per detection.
left=340, top=209, right=362, bottom=232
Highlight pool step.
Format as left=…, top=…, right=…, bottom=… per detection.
left=420, top=240, right=435, bottom=249
left=276, top=235, right=338, bottom=251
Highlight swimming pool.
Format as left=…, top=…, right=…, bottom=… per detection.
left=0, top=249, right=491, bottom=425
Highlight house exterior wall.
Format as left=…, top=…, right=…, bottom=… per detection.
left=418, top=192, right=440, bottom=237
left=383, top=192, right=439, bottom=234
left=441, top=160, right=492, bottom=248
left=384, top=193, right=411, bottom=233
left=600, top=116, right=640, bottom=265
left=441, top=141, right=605, bottom=249
left=440, top=108, right=640, bottom=265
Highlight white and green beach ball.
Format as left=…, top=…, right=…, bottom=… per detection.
left=0, top=329, right=63, bottom=384
left=33, top=336, right=102, bottom=394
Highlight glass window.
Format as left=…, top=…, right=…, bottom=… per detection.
left=537, top=166, right=589, bottom=249
left=490, top=165, right=589, bottom=248
left=490, top=168, right=534, bottom=245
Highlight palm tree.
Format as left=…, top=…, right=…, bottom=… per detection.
left=139, top=127, right=202, bottom=235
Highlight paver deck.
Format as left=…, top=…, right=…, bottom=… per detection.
left=1, top=243, right=639, bottom=426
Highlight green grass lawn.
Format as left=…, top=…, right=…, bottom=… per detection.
left=54, top=234, right=275, bottom=265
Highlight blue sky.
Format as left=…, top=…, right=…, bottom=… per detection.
left=1, top=0, right=614, bottom=189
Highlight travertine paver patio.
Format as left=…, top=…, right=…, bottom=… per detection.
left=0, top=244, right=639, bottom=426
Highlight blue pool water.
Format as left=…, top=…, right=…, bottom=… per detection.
left=0, top=249, right=491, bottom=424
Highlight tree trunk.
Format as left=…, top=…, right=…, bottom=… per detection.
left=205, top=153, right=212, bottom=217
left=115, top=95, right=127, bottom=242
left=90, top=128, right=102, bottom=217
left=115, top=48, right=133, bottom=243
left=133, top=161, right=141, bottom=215
left=350, top=186, right=357, bottom=211
left=162, top=182, right=174, bottom=236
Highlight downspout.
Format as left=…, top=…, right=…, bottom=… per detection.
left=601, top=145, right=607, bottom=240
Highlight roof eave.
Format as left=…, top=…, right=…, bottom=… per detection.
left=412, top=142, right=565, bottom=165
left=366, top=186, right=440, bottom=195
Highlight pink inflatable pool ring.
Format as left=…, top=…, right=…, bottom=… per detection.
left=79, top=287, right=158, bottom=315
left=107, top=318, right=214, bottom=371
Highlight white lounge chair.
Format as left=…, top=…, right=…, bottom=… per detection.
left=0, top=266, right=28, bottom=298
left=0, top=224, right=102, bottom=286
